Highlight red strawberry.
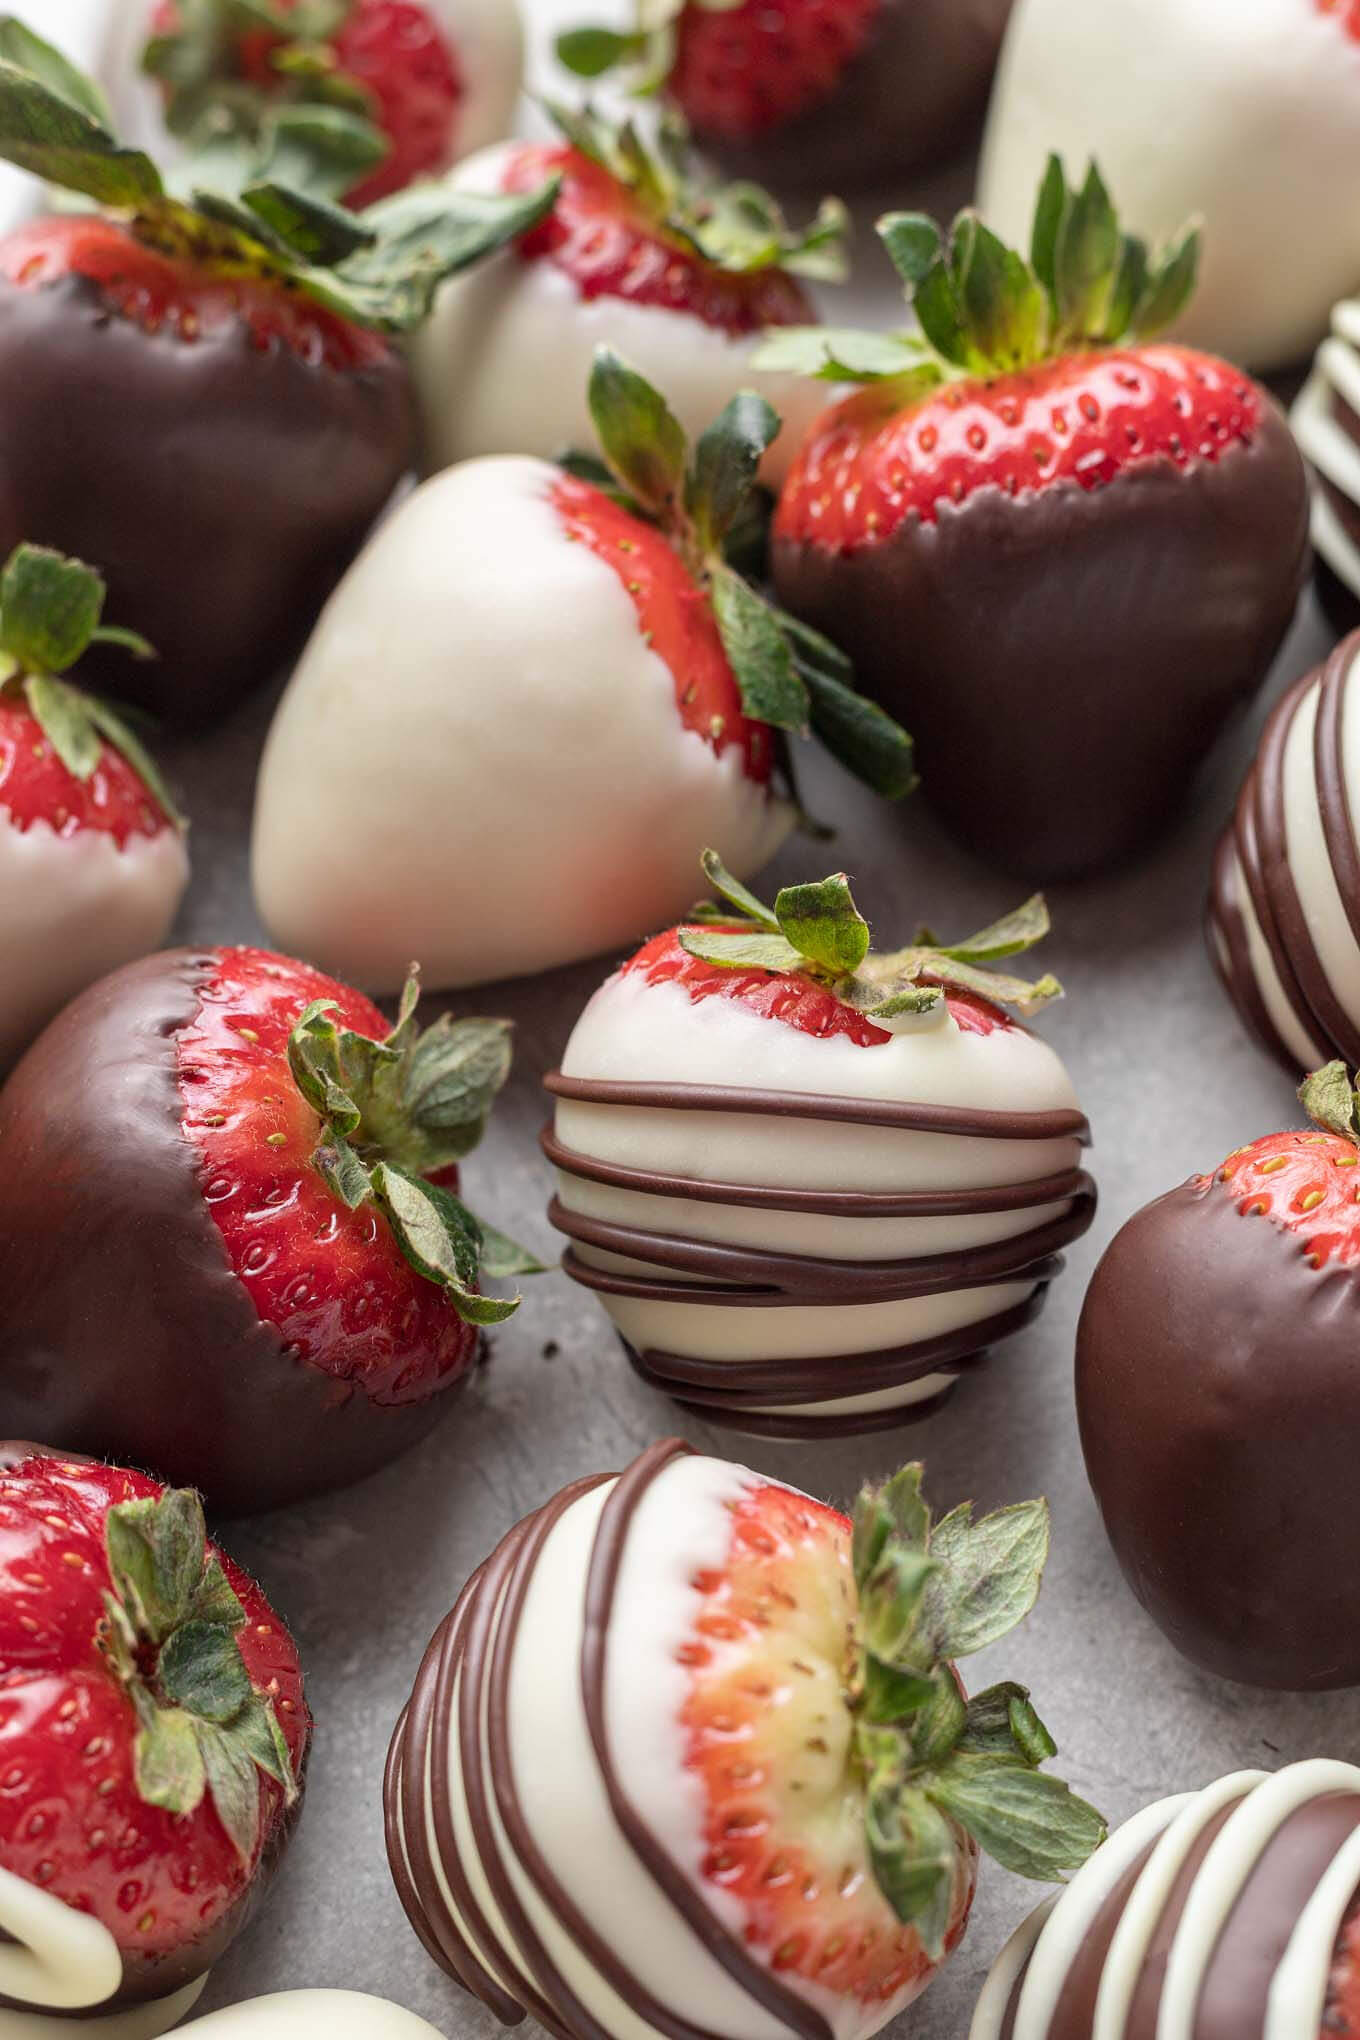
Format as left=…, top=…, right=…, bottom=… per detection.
left=1327, top=1904, right=1360, bottom=2035
left=770, top=160, right=1310, bottom=880
left=557, top=0, right=1014, bottom=190
left=1204, top=1126, right=1360, bottom=1269
left=148, top=0, right=470, bottom=208
left=0, top=28, right=554, bottom=729
left=0, top=1449, right=308, bottom=2013
left=0, top=544, right=188, bottom=1073
left=384, top=1444, right=1105, bottom=2039
left=0, top=946, right=531, bottom=1514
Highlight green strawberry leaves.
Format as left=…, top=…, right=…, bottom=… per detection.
left=754, top=154, right=1201, bottom=393
left=680, top=851, right=1062, bottom=1023
left=543, top=98, right=848, bottom=282
left=285, top=976, right=537, bottom=1326
left=583, top=349, right=916, bottom=806
left=0, top=544, right=183, bottom=830
left=0, top=18, right=559, bottom=335
left=99, top=1488, right=299, bottom=1865
left=847, top=1465, right=1106, bottom=1955
left=1299, top=1061, right=1360, bottom=1141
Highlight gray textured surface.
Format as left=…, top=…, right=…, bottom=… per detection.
left=144, top=4, right=1359, bottom=2033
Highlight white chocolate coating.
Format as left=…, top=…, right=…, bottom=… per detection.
left=175, top=1993, right=448, bottom=2038
left=412, top=144, right=833, bottom=486
left=251, top=456, right=793, bottom=992
left=1293, top=299, right=1360, bottom=598
left=0, top=1864, right=203, bottom=2039
left=549, top=970, right=1089, bottom=1428
left=978, top=0, right=1360, bottom=371
left=0, top=813, right=188, bottom=1071
left=388, top=1447, right=943, bottom=2040
left=969, top=1762, right=1360, bottom=2039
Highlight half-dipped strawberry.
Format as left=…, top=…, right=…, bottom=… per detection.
left=0, top=949, right=533, bottom=1514
left=557, top=0, right=1014, bottom=191
left=385, top=1440, right=1104, bottom=2040
left=0, top=23, right=554, bottom=729
left=0, top=544, right=187, bottom=1072
left=1078, top=1060, right=1360, bottom=1691
left=252, top=348, right=915, bottom=991
left=144, top=0, right=524, bottom=208
left=415, top=104, right=846, bottom=479
left=0, top=1450, right=307, bottom=2023
left=770, top=159, right=1310, bottom=880
left=546, top=850, right=1093, bottom=1434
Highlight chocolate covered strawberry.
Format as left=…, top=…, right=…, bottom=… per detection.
left=0, top=948, right=534, bottom=1514
left=415, top=103, right=846, bottom=479
left=252, top=348, right=915, bottom=991
left=547, top=850, right=1094, bottom=1434
left=386, top=1439, right=1104, bottom=2040
left=144, top=0, right=524, bottom=208
left=0, top=20, right=554, bottom=729
left=1077, top=1061, right=1360, bottom=1692
left=0, top=544, right=187, bottom=1072
left=0, top=1448, right=308, bottom=2024
left=557, top=0, right=1014, bottom=191
left=769, top=158, right=1310, bottom=880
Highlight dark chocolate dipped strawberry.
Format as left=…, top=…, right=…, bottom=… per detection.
left=0, top=1449, right=308, bottom=2022
left=0, top=543, right=188, bottom=1071
left=1077, top=1060, right=1360, bottom=1692
left=386, top=1439, right=1105, bottom=2040
left=557, top=0, right=1014, bottom=192
left=143, top=0, right=525, bottom=210
left=767, top=158, right=1310, bottom=881
left=0, top=18, right=555, bottom=729
left=0, top=947, right=536, bottom=1514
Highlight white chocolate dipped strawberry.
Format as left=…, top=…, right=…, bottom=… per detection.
left=413, top=107, right=846, bottom=483
left=0, top=545, right=187, bottom=1072
left=546, top=854, right=1093, bottom=1435
left=385, top=1440, right=1105, bottom=2040
left=251, top=352, right=914, bottom=993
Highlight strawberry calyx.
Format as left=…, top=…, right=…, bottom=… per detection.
left=0, top=543, right=182, bottom=829
left=754, top=155, right=1201, bottom=394
left=557, top=0, right=721, bottom=102
left=574, top=344, right=916, bottom=808
left=681, top=847, right=1063, bottom=1026
left=847, top=1465, right=1106, bottom=1957
left=97, top=1485, right=297, bottom=1865
left=543, top=100, right=848, bottom=283
left=1299, top=1061, right=1360, bottom=1144
left=285, top=972, right=542, bottom=1327
left=0, top=15, right=557, bottom=335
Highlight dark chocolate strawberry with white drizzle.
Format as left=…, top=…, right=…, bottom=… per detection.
left=0, top=947, right=536, bottom=1513
left=0, top=17, right=555, bottom=729
left=769, top=156, right=1309, bottom=880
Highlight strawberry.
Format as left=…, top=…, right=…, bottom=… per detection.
left=0, top=22, right=555, bottom=729
left=557, top=0, right=1014, bottom=190
left=0, top=1450, right=307, bottom=2015
left=0, top=946, right=534, bottom=1514
left=415, top=106, right=846, bottom=478
left=145, top=0, right=496, bottom=209
left=384, top=1443, right=1106, bottom=2040
left=1077, top=1059, right=1360, bottom=1691
left=251, top=349, right=916, bottom=992
left=1328, top=1904, right=1360, bottom=2036
left=0, top=544, right=188, bottom=1074
left=546, top=852, right=1092, bottom=1436
left=768, top=158, right=1310, bottom=881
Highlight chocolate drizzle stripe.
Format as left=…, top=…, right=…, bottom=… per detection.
left=1206, top=830, right=1291, bottom=1070
left=579, top=1442, right=835, bottom=2040
left=550, top=1184, right=1092, bottom=1307
left=542, top=1126, right=1089, bottom=1219
left=545, top=1072, right=1091, bottom=1143
left=1238, top=680, right=1324, bottom=1053
left=625, top=1287, right=1047, bottom=1406
left=1317, top=636, right=1360, bottom=956
left=655, top=1383, right=963, bottom=1440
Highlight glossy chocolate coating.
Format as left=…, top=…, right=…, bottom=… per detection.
left=773, top=401, right=1309, bottom=881
left=0, top=953, right=463, bottom=1516
left=693, top=0, right=1013, bottom=191
left=1076, top=1171, right=1360, bottom=1690
left=0, top=264, right=414, bottom=730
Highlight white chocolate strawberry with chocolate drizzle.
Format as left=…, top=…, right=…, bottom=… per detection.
left=385, top=1440, right=1105, bottom=2040
left=545, top=854, right=1094, bottom=1434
